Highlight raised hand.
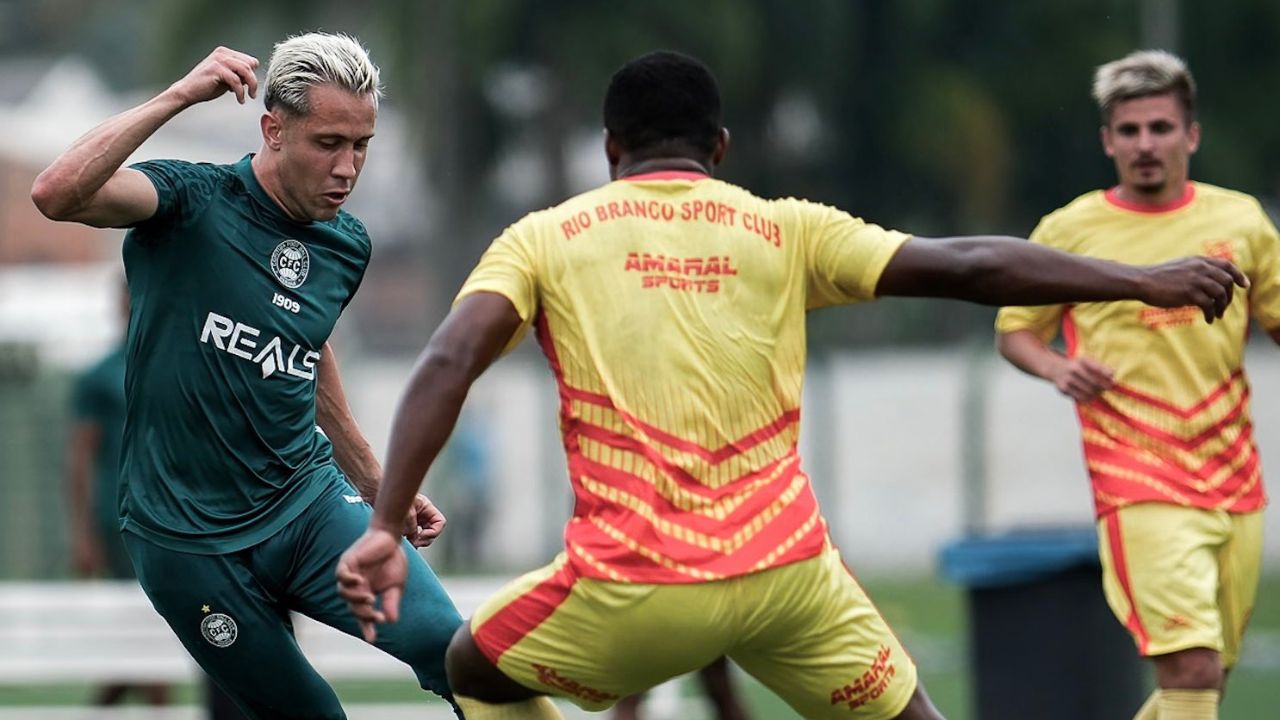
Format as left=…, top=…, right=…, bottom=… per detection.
left=168, top=46, right=260, bottom=106
left=1139, top=256, right=1249, bottom=323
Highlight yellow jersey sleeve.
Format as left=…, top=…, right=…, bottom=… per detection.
left=1246, top=201, right=1280, bottom=331
left=994, top=216, right=1067, bottom=341
left=799, top=201, right=910, bottom=310
left=455, top=219, right=539, bottom=353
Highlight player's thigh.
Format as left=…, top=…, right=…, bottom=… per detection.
left=1096, top=503, right=1228, bottom=658
left=730, top=548, right=918, bottom=720
left=1218, top=510, right=1264, bottom=668
left=123, top=532, right=345, bottom=720
left=274, top=487, right=462, bottom=695
left=468, top=553, right=732, bottom=711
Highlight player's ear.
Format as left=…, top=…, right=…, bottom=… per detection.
left=605, top=129, right=623, bottom=179
left=261, top=111, right=284, bottom=151
left=604, top=129, right=622, bottom=166
left=1100, top=125, right=1115, bottom=158
left=711, top=128, right=730, bottom=167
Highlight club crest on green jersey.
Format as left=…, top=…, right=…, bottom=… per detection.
left=200, top=612, right=238, bottom=648
left=271, top=239, right=310, bottom=289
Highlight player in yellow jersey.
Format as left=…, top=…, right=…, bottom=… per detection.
left=996, top=50, right=1279, bottom=720
left=337, top=51, right=1245, bottom=720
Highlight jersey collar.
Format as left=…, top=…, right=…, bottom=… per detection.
left=620, top=170, right=710, bottom=182
left=1103, top=182, right=1196, bottom=214
left=234, top=154, right=307, bottom=224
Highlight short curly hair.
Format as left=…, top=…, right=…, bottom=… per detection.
left=604, top=51, right=722, bottom=157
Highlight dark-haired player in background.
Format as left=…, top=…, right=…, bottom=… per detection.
left=67, top=281, right=172, bottom=710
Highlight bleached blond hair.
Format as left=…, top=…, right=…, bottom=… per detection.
left=1092, top=49, right=1196, bottom=124
left=264, top=32, right=382, bottom=115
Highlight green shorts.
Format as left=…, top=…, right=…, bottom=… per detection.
left=124, top=475, right=462, bottom=719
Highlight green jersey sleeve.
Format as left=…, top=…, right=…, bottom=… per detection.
left=332, top=212, right=373, bottom=309
left=129, top=159, right=225, bottom=236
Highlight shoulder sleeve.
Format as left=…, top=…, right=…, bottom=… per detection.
left=994, top=215, right=1067, bottom=340
left=454, top=217, right=539, bottom=353
left=1245, top=200, right=1280, bottom=331
left=340, top=215, right=373, bottom=310
left=797, top=200, right=911, bottom=310
left=127, top=159, right=222, bottom=233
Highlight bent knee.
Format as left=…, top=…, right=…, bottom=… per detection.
left=444, top=622, right=539, bottom=703
left=444, top=624, right=482, bottom=696
left=1155, top=647, right=1224, bottom=690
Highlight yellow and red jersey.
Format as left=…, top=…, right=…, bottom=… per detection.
left=997, top=182, right=1280, bottom=517
left=458, top=170, right=909, bottom=583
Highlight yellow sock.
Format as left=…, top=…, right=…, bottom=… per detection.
left=1132, top=690, right=1160, bottom=720
left=1157, top=688, right=1220, bottom=720
left=455, top=694, right=566, bottom=720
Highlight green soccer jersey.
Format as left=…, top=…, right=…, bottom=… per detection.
left=119, top=154, right=370, bottom=554
left=71, top=343, right=126, bottom=535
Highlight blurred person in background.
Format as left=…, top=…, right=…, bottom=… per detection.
left=67, top=279, right=171, bottom=709
left=435, top=411, right=493, bottom=572
left=997, top=50, right=1279, bottom=720
left=32, top=33, right=461, bottom=719
left=612, top=657, right=750, bottom=720
left=337, top=49, right=1245, bottom=720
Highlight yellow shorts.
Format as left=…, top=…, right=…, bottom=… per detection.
left=1097, top=503, right=1263, bottom=667
left=470, top=545, right=918, bottom=718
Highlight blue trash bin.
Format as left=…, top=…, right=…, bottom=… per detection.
left=939, top=527, right=1147, bottom=720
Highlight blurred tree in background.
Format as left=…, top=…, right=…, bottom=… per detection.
left=5, top=0, right=1279, bottom=348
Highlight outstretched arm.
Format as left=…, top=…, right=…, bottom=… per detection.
left=337, top=292, right=523, bottom=640
left=369, top=293, right=523, bottom=534
left=31, top=46, right=259, bottom=228
left=876, top=236, right=1247, bottom=323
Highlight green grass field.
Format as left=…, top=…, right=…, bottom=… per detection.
left=3, top=573, right=1277, bottom=719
